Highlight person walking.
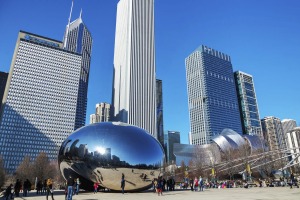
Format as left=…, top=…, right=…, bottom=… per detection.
left=46, top=178, right=54, bottom=200
left=121, top=173, right=125, bottom=194
left=67, top=175, right=75, bottom=200
left=5, top=184, right=13, bottom=200
left=93, top=182, right=99, bottom=194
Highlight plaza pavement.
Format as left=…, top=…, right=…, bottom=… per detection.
left=10, top=187, right=300, bottom=200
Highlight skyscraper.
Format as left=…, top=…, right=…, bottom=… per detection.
left=286, top=127, right=300, bottom=167
left=234, top=71, right=262, bottom=137
left=112, top=0, right=157, bottom=137
left=261, top=116, right=286, bottom=152
left=0, top=31, right=82, bottom=173
left=185, top=45, right=242, bottom=145
left=156, top=79, right=164, bottom=148
left=164, top=131, right=180, bottom=164
left=63, top=9, right=92, bottom=130
left=0, top=71, right=8, bottom=112
left=90, top=102, right=112, bottom=124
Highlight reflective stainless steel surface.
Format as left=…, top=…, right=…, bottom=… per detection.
left=212, top=129, right=246, bottom=152
left=58, top=122, right=165, bottom=192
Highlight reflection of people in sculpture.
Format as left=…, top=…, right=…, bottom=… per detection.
left=121, top=173, right=125, bottom=194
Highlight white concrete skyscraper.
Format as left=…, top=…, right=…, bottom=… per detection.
left=0, top=31, right=82, bottom=173
left=112, top=0, right=157, bottom=137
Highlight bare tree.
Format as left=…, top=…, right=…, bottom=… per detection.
left=32, top=152, right=53, bottom=182
left=221, top=147, right=240, bottom=180
left=49, top=160, right=64, bottom=189
left=175, top=160, right=186, bottom=182
left=15, top=156, right=33, bottom=182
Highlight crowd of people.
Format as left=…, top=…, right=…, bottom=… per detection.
left=1, top=172, right=299, bottom=199
left=2, top=176, right=81, bottom=200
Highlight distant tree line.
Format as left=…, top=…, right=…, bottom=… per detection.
left=0, top=152, right=64, bottom=190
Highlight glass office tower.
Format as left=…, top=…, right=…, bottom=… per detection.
left=185, top=45, right=242, bottom=145
left=234, top=71, right=262, bottom=137
left=112, top=0, right=157, bottom=137
left=0, top=31, right=82, bottom=173
left=156, top=79, right=164, bottom=148
left=164, top=131, right=180, bottom=164
left=0, top=72, right=8, bottom=112
left=63, top=13, right=93, bottom=130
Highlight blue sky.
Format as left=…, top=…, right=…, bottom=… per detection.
left=0, top=0, right=299, bottom=144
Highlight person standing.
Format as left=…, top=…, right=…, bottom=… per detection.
left=14, top=179, right=21, bottom=197
left=46, top=178, right=54, bottom=200
left=93, top=182, right=99, bottom=194
left=199, top=176, right=204, bottom=191
left=5, top=184, right=13, bottom=200
left=75, top=178, right=80, bottom=195
left=121, top=173, right=125, bottom=194
left=23, top=179, right=30, bottom=197
left=290, top=173, right=295, bottom=188
left=194, top=177, right=198, bottom=191
left=67, top=175, right=75, bottom=200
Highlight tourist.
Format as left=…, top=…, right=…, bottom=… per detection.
left=194, top=177, right=198, bottom=191
left=67, top=175, right=75, bottom=200
left=14, top=179, right=21, bottom=197
left=23, top=178, right=31, bottom=197
left=4, top=184, right=13, bottom=200
left=93, top=182, right=99, bottom=193
left=189, top=177, right=194, bottom=191
left=121, top=173, right=125, bottom=194
left=46, top=178, right=54, bottom=200
left=75, top=178, right=80, bottom=195
left=199, top=176, right=204, bottom=191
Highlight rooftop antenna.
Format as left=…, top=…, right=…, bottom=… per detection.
left=79, top=8, right=82, bottom=19
left=63, top=0, right=74, bottom=48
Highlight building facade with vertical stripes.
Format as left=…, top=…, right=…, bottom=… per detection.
left=234, top=71, right=263, bottom=137
left=112, top=0, right=157, bottom=137
left=0, top=31, right=82, bottom=173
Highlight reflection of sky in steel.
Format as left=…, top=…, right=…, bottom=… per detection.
left=66, top=122, right=164, bottom=166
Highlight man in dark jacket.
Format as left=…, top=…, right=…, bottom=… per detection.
left=5, top=184, right=13, bottom=200
left=23, top=179, right=31, bottom=197
left=67, top=175, right=75, bottom=200
left=14, top=179, right=21, bottom=197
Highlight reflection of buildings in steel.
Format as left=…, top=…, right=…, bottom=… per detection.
left=78, top=144, right=87, bottom=158
left=58, top=122, right=165, bottom=192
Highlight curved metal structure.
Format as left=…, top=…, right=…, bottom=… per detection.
left=212, top=129, right=246, bottom=152
left=244, top=135, right=264, bottom=153
left=58, top=122, right=165, bottom=192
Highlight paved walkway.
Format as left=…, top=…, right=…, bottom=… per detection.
left=8, top=187, right=300, bottom=200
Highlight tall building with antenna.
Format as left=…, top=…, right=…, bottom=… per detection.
left=0, top=3, right=92, bottom=173
left=112, top=0, right=157, bottom=137
left=63, top=3, right=93, bottom=130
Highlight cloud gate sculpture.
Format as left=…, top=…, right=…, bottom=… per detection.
left=58, top=122, right=165, bottom=192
